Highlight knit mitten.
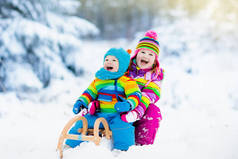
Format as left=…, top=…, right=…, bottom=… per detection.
left=114, top=96, right=132, bottom=113
left=121, top=110, right=140, bottom=123
left=73, top=100, right=86, bottom=114
left=88, top=100, right=100, bottom=115
left=114, top=101, right=131, bottom=113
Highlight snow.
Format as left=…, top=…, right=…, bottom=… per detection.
left=46, top=12, right=99, bottom=38
left=56, top=0, right=81, bottom=14
left=5, top=63, right=43, bottom=91
left=1, top=38, right=238, bottom=159
left=1, top=14, right=238, bottom=159
left=0, top=0, right=99, bottom=92
left=0, top=16, right=98, bottom=91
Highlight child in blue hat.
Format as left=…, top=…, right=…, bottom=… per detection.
left=65, top=48, right=141, bottom=151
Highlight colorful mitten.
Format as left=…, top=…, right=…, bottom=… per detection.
left=88, top=100, right=100, bottom=115
left=121, top=110, right=140, bottom=123
left=73, top=100, right=85, bottom=114
left=114, top=97, right=132, bottom=113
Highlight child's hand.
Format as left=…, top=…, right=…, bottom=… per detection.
left=73, top=100, right=85, bottom=114
left=114, top=97, right=132, bottom=113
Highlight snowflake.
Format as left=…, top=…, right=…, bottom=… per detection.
left=142, top=128, right=148, bottom=133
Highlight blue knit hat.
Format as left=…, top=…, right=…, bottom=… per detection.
left=104, top=48, right=130, bottom=73
left=96, top=48, right=130, bottom=80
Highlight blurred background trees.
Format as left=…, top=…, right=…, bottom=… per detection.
left=0, top=0, right=98, bottom=92
left=75, top=0, right=238, bottom=39
left=1, top=0, right=237, bottom=40
left=77, top=0, right=160, bottom=39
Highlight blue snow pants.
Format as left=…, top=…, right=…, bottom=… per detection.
left=65, top=113, right=135, bottom=151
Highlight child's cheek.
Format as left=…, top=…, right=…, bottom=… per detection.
left=114, top=63, right=119, bottom=72
left=136, top=56, right=141, bottom=65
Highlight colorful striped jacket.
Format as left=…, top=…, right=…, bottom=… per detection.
left=78, top=75, right=141, bottom=113
left=128, top=61, right=164, bottom=112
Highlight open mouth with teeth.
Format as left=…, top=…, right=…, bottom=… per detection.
left=140, top=59, right=149, bottom=65
left=106, top=66, right=114, bottom=71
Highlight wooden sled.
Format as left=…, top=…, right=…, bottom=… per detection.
left=57, top=116, right=112, bottom=159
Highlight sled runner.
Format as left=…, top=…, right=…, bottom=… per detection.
left=57, top=116, right=112, bottom=159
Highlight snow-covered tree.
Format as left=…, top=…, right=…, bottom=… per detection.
left=0, top=0, right=99, bottom=92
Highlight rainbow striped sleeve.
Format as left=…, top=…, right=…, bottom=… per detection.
left=123, top=78, right=141, bottom=110
left=141, top=80, right=161, bottom=108
left=78, top=79, right=98, bottom=107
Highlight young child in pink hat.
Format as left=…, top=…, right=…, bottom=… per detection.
left=121, top=30, right=164, bottom=145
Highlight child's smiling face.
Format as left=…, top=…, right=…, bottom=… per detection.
left=136, top=49, right=156, bottom=69
left=104, top=55, right=119, bottom=72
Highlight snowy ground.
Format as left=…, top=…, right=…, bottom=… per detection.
left=0, top=40, right=238, bottom=159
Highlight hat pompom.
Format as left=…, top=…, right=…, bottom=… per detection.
left=145, top=30, right=158, bottom=40
left=127, top=49, right=132, bottom=54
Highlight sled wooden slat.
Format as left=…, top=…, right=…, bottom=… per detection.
left=65, top=134, right=100, bottom=143
left=57, top=116, right=112, bottom=159
left=78, top=128, right=109, bottom=136
left=93, top=117, right=112, bottom=140
left=57, top=116, right=88, bottom=159
left=80, top=129, right=112, bottom=137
